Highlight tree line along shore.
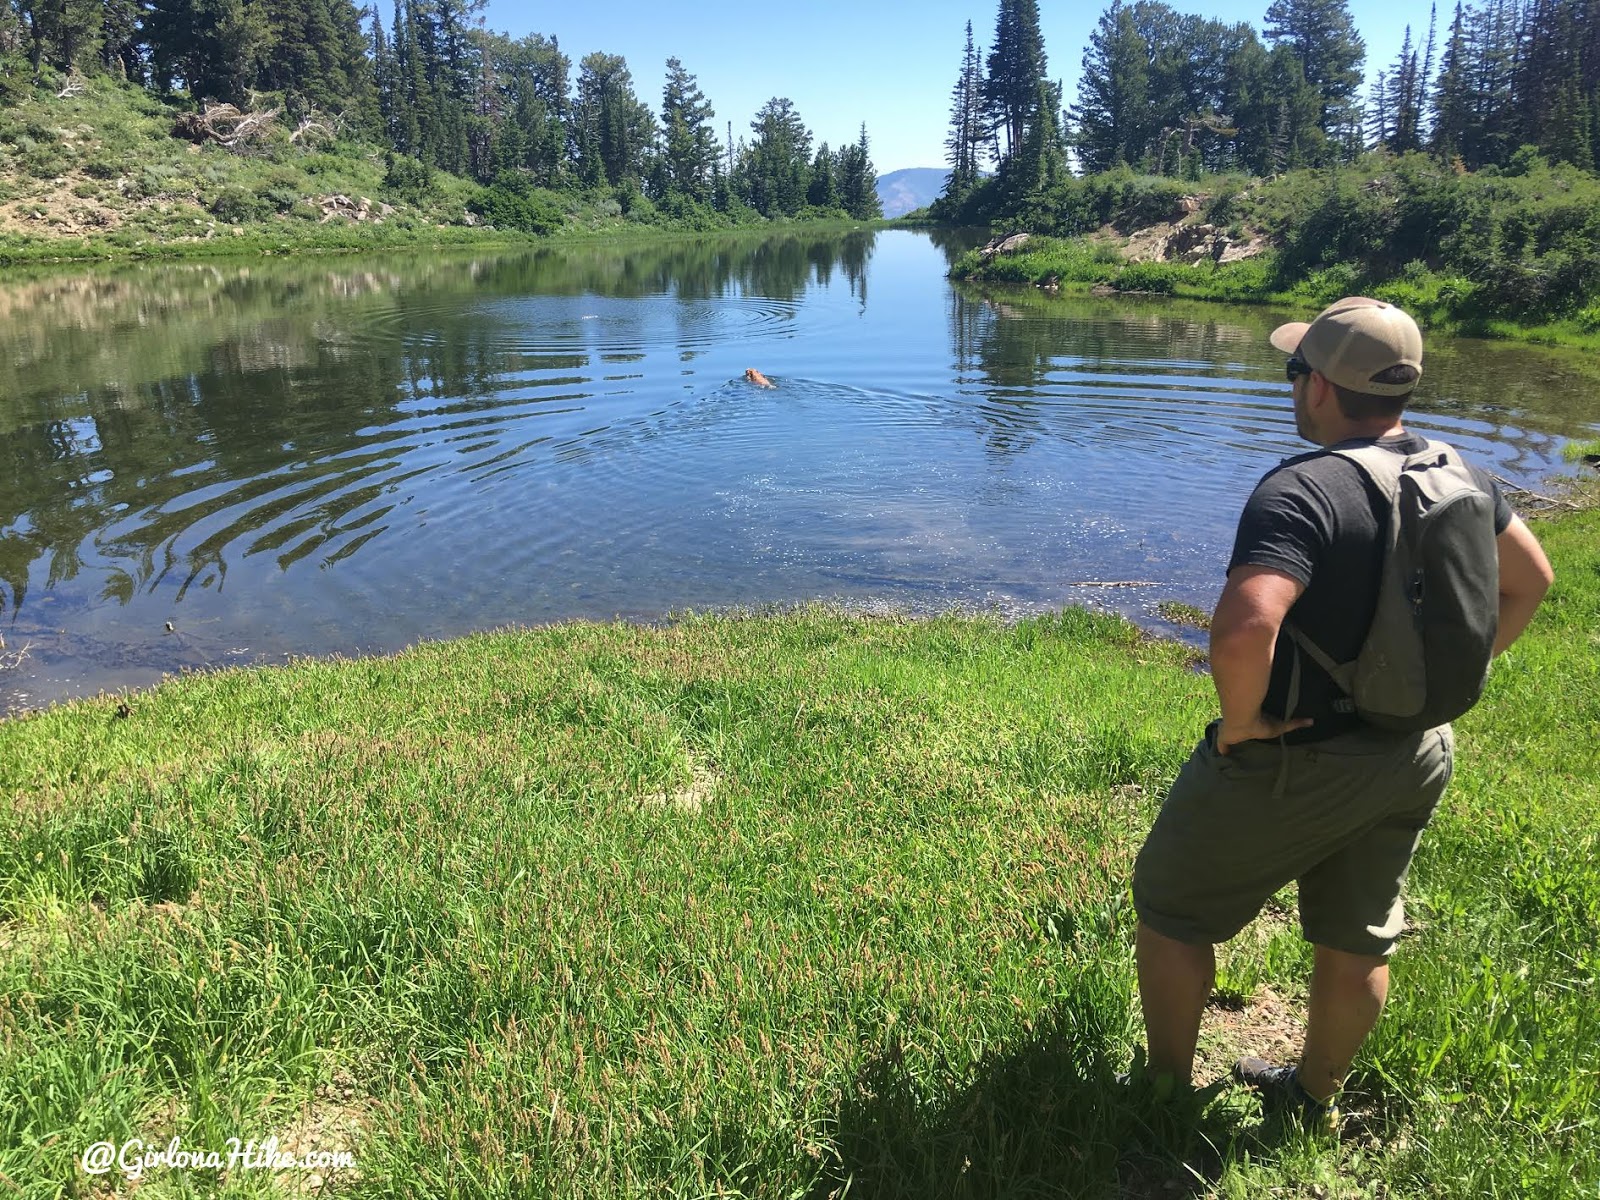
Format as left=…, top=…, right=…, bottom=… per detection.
left=1, top=0, right=1598, bottom=350
left=933, top=0, right=1600, bottom=349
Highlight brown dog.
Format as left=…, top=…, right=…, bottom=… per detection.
left=744, top=368, right=776, bottom=389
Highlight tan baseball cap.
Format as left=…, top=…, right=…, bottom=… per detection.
left=1269, top=297, right=1423, bottom=397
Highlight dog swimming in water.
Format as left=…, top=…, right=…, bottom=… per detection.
left=744, top=368, right=776, bottom=389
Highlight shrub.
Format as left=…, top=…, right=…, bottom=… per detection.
left=262, top=186, right=300, bottom=213
left=1114, top=262, right=1180, bottom=293
left=299, top=153, right=346, bottom=177
left=132, top=164, right=181, bottom=200
left=208, top=185, right=268, bottom=223
left=1293, top=262, right=1362, bottom=303
left=614, top=184, right=655, bottom=222
left=466, top=176, right=564, bottom=235
left=382, top=153, right=433, bottom=203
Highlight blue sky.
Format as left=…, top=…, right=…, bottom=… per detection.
left=481, top=0, right=1441, bottom=174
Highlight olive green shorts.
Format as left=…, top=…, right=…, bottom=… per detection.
left=1132, top=720, right=1454, bottom=957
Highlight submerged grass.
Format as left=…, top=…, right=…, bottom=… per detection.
left=2, top=507, right=1597, bottom=1198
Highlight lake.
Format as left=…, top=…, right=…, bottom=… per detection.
left=2, top=229, right=1595, bottom=713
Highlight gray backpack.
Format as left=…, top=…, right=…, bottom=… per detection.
left=1286, top=440, right=1500, bottom=732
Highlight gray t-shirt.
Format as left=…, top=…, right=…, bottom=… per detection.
left=1229, top=432, right=1514, bottom=742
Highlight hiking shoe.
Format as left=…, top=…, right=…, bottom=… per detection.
left=1232, top=1057, right=1340, bottom=1135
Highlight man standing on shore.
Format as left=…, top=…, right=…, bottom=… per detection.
left=1129, top=297, right=1554, bottom=1128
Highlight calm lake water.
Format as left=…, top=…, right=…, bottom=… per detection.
left=2, top=229, right=1596, bottom=713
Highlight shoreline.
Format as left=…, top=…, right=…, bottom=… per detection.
left=7, top=218, right=1591, bottom=353
left=3, top=481, right=1588, bottom=726
left=0, top=217, right=893, bottom=273
left=950, top=240, right=1600, bottom=354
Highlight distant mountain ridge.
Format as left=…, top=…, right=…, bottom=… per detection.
left=875, top=168, right=947, bottom=217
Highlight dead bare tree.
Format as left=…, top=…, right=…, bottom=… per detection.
left=172, top=104, right=281, bottom=150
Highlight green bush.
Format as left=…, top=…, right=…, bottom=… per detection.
left=132, top=163, right=182, bottom=200
left=381, top=153, right=433, bottom=203
left=1293, top=262, right=1362, bottom=303
left=262, top=186, right=301, bottom=213
left=466, top=176, right=564, bottom=235
left=300, top=153, right=347, bottom=177
left=1113, top=261, right=1181, bottom=293
left=208, top=185, right=268, bottom=223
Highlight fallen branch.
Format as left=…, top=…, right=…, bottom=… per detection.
left=289, top=116, right=335, bottom=144
left=0, top=639, right=31, bottom=671
left=173, top=103, right=281, bottom=150
left=1488, top=471, right=1581, bottom=511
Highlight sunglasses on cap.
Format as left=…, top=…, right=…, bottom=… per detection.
left=1285, top=357, right=1313, bottom=383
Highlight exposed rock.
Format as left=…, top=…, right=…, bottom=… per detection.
left=1122, top=216, right=1270, bottom=266
left=1218, top=235, right=1271, bottom=263
left=979, top=231, right=1031, bottom=260
left=317, top=194, right=388, bottom=224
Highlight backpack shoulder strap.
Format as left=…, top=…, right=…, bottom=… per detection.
left=1279, top=441, right=1406, bottom=699
left=1324, top=441, right=1408, bottom=497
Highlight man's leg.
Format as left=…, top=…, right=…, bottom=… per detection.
left=1297, top=944, right=1389, bottom=1102
left=1136, top=920, right=1216, bottom=1084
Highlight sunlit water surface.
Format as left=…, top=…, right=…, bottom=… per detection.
left=3, top=230, right=1596, bottom=711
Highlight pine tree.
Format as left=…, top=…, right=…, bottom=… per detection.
left=1543, top=70, right=1594, bottom=165
left=1431, top=2, right=1473, bottom=159
left=1384, top=25, right=1421, bottom=150
left=391, top=0, right=421, bottom=155
left=1015, top=77, right=1066, bottom=192
left=1221, top=23, right=1290, bottom=173
left=660, top=57, right=718, bottom=202
left=372, top=7, right=395, bottom=139
left=1368, top=67, right=1391, bottom=146
left=1263, top=0, right=1367, bottom=156
left=1470, top=0, right=1522, bottom=166
left=573, top=52, right=654, bottom=189
left=744, top=97, right=812, bottom=216
left=102, top=0, right=143, bottom=80
left=1513, top=0, right=1576, bottom=153
left=1075, top=0, right=1149, bottom=174
left=943, top=20, right=987, bottom=200
left=258, top=0, right=342, bottom=111
left=837, top=123, right=883, bottom=220
left=146, top=0, right=267, bottom=104
left=984, top=0, right=1048, bottom=164
left=808, top=143, right=838, bottom=209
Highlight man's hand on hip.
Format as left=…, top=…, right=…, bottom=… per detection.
left=1217, top=712, right=1314, bottom=754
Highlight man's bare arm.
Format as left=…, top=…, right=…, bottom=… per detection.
left=1209, top=565, right=1313, bottom=753
left=1492, top=515, right=1554, bottom=657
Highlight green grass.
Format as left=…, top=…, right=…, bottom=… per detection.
left=1562, top=437, right=1600, bottom=462
left=2, top=504, right=1597, bottom=1197
left=0, top=76, right=885, bottom=272
left=953, top=243, right=1600, bottom=353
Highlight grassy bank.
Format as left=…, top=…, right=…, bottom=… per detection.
left=2, top=496, right=1595, bottom=1196
left=948, top=152, right=1600, bottom=351
left=0, top=75, right=879, bottom=271
left=951, top=237, right=1600, bottom=354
